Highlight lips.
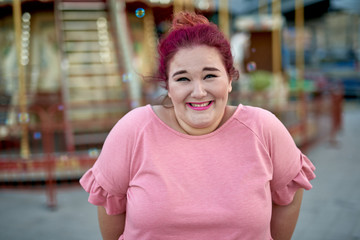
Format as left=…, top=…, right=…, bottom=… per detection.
left=187, top=101, right=213, bottom=111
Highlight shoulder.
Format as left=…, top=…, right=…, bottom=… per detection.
left=234, top=105, right=277, bottom=127
left=117, top=105, right=152, bottom=125
left=233, top=105, right=287, bottom=142
left=101, top=105, right=155, bottom=153
left=110, top=105, right=154, bottom=135
left=234, top=105, right=298, bottom=160
left=121, top=105, right=152, bottom=122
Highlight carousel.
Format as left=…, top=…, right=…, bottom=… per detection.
left=0, top=0, right=341, bottom=208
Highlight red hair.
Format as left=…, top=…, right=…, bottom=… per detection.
left=157, top=12, right=239, bottom=89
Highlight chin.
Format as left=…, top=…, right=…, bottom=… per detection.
left=189, top=119, right=214, bottom=129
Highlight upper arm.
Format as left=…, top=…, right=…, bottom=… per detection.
left=98, top=206, right=126, bottom=240
left=270, top=188, right=304, bottom=240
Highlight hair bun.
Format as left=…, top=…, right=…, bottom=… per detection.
left=171, top=12, right=209, bottom=31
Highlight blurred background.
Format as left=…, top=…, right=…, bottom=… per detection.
left=0, top=0, right=359, bottom=239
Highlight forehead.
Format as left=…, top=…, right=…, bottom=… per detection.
left=168, top=45, right=225, bottom=73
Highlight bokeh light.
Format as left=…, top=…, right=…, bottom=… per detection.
left=246, top=61, right=257, bottom=72
left=17, top=113, right=29, bottom=123
left=88, top=148, right=99, bottom=158
left=33, top=132, right=42, bottom=140
left=135, top=8, right=145, bottom=18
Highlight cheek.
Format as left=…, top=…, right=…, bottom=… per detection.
left=168, top=84, right=189, bottom=101
left=213, top=84, right=230, bottom=99
left=167, top=86, right=181, bottom=102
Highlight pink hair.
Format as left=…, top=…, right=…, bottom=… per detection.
left=157, top=12, right=239, bottom=89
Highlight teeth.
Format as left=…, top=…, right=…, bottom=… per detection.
left=191, top=102, right=210, bottom=107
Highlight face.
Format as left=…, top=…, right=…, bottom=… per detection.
left=167, top=45, right=232, bottom=135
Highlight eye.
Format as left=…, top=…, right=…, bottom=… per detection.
left=176, top=77, right=189, bottom=82
left=204, top=74, right=217, bottom=79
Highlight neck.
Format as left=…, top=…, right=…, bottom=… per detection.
left=178, top=122, right=221, bottom=136
left=174, top=107, right=228, bottom=136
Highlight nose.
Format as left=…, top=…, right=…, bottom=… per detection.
left=191, top=81, right=207, bottom=98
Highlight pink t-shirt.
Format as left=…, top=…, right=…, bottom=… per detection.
left=80, top=104, right=315, bottom=240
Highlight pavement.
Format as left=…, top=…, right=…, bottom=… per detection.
left=1, top=100, right=360, bottom=240
left=292, top=100, right=360, bottom=240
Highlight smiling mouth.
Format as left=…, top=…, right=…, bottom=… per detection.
left=187, top=101, right=213, bottom=111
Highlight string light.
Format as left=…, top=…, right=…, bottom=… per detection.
left=21, top=12, right=31, bottom=66
left=96, top=17, right=111, bottom=63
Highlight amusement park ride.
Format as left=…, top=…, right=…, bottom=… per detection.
left=0, top=0, right=342, bottom=208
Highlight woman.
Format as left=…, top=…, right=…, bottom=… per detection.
left=80, top=12, right=315, bottom=240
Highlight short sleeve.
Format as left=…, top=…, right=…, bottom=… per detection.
left=79, top=108, right=143, bottom=215
left=271, top=153, right=316, bottom=205
left=262, top=111, right=316, bottom=205
left=80, top=168, right=127, bottom=215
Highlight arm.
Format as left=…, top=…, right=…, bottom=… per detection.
left=270, top=188, right=304, bottom=240
left=98, top=206, right=126, bottom=240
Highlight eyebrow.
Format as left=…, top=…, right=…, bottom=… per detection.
left=172, top=70, right=187, bottom=78
left=203, top=67, right=221, bottom=72
left=171, top=67, right=220, bottom=78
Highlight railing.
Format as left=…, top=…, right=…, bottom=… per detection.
left=0, top=87, right=343, bottom=209
left=286, top=87, right=344, bottom=152
left=229, top=83, right=344, bottom=153
left=0, top=103, right=97, bottom=209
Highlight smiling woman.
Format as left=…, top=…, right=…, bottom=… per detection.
left=80, top=12, right=316, bottom=240
left=166, top=45, right=233, bottom=135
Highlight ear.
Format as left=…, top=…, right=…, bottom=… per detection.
left=228, top=79, right=233, bottom=93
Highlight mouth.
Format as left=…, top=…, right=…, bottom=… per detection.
left=186, top=101, right=213, bottom=111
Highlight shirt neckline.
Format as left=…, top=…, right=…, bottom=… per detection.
left=147, top=104, right=243, bottom=139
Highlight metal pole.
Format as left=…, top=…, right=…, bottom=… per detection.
left=271, top=0, right=282, bottom=74
left=295, top=0, right=308, bottom=148
left=54, top=0, right=75, bottom=152
left=219, top=0, right=230, bottom=39
left=295, top=0, right=304, bottom=84
left=12, top=0, right=30, bottom=159
left=143, top=7, right=157, bottom=76
left=185, top=0, right=194, bottom=12
left=109, top=0, right=142, bottom=108
left=173, top=0, right=184, bottom=15
left=259, top=0, right=268, bottom=15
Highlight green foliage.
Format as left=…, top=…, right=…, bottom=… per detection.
left=289, top=78, right=316, bottom=92
left=249, top=70, right=272, bottom=91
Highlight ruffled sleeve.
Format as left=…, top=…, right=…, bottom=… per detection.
left=271, top=153, right=316, bottom=205
left=79, top=109, right=143, bottom=215
left=80, top=169, right=127, bottom=215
